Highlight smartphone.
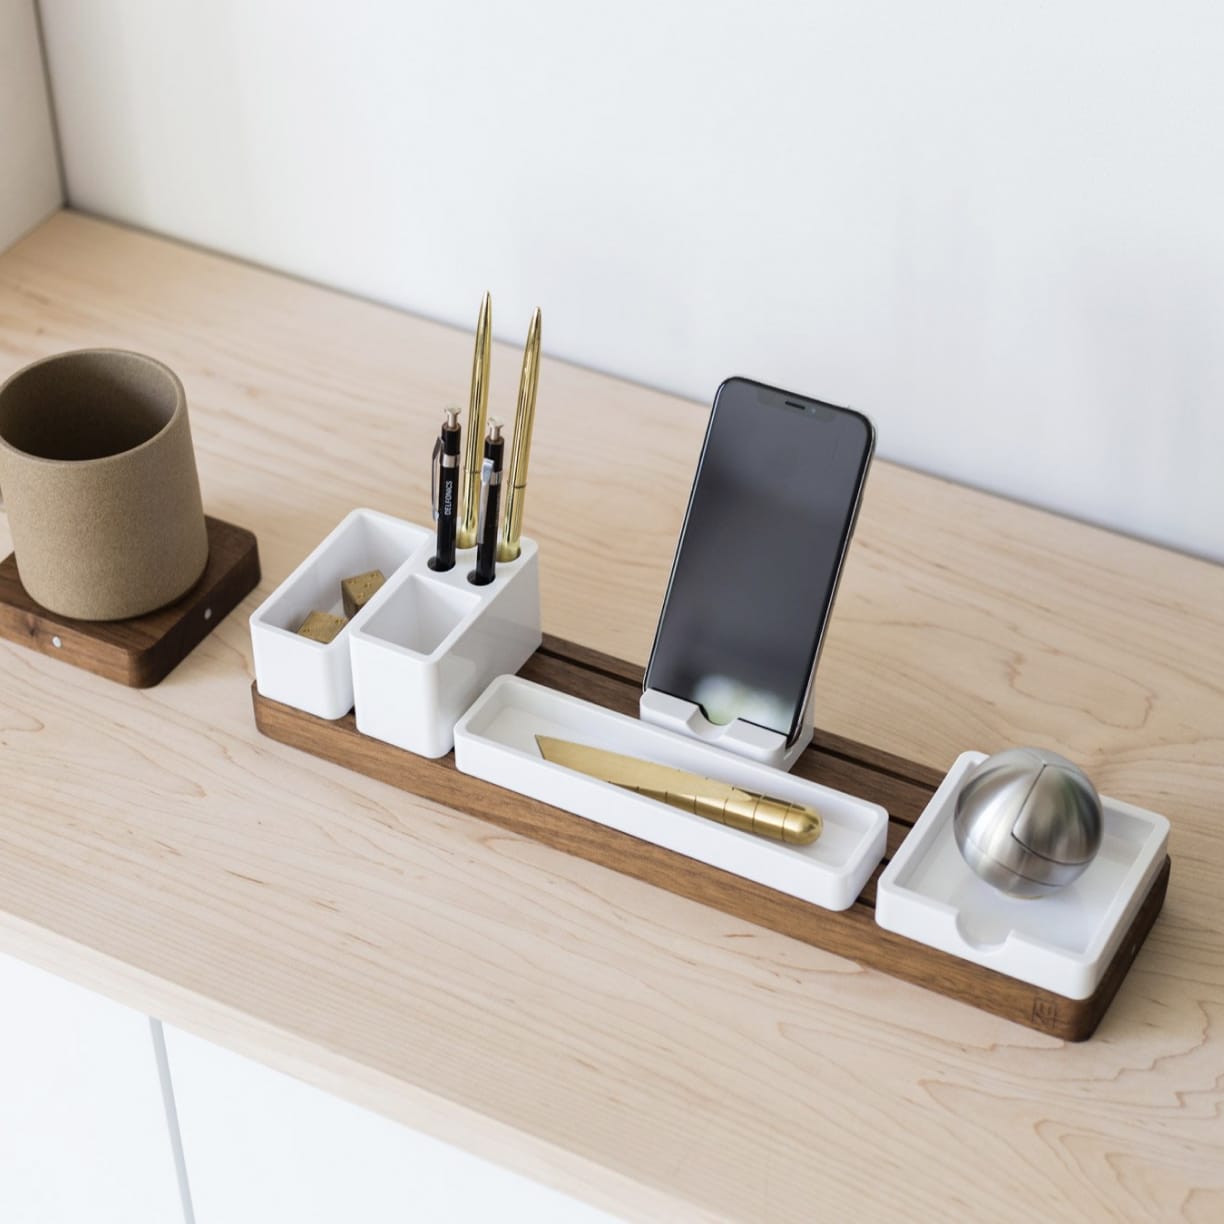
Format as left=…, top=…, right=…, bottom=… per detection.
left=643, top=376, right=874, bottom=745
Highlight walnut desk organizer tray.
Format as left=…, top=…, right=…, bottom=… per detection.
left=0, top=516, right=260, bottom=687
left=250, top=511, right=1171, bottom=1043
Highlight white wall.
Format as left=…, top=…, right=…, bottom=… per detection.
left=36, top=1, right=1224, bottom=561
left=0, top=0, right=61, bottom=250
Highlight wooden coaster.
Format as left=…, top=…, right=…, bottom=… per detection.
left=0, top=516, right=260, bottom=688
left=251, top=636, right=1170, bottom=1041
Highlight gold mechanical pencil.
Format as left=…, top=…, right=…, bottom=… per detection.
left=498, top=307, right=542, bottom=562
left=457, top=292, right=492, bottom=549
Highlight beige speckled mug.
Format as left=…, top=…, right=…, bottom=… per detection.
left=0, top=349, right=209, bottom=620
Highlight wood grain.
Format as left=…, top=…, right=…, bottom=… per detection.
left=0, top=517, right=260, bottom=686
left=1, top=212, right=1222, bottom=1222
left=251, top=639, right=1171, bottom=1043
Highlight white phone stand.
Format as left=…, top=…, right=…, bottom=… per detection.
left=638, top=686, right=814, bottom=773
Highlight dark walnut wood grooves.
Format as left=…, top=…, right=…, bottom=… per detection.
left=0, top=516, right=260, bottom=687
left=251, top=635, right=1170, bottom=1042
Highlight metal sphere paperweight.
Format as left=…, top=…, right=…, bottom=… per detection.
left=953, top=747, right=1103, bottom=899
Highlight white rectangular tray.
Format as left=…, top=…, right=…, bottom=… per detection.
left=875, top=750, right=1170, bottom=998
left=453, top=675, right=889, bottom=911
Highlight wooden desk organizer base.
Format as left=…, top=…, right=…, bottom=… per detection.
left=0, top=516, right=260, bottom=687
left=251, top=636, right=1169, bottom=1042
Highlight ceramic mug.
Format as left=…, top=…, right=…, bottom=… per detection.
left=0, top=349, right=209, bottom=620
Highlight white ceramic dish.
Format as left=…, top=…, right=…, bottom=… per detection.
left=875, top=751, right=1170, bottom=999
left=454, top=676, right=889, bottom=911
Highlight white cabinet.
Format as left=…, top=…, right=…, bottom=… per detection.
left=0, top=952, right=186, bottom=1224
left=0, top=950, right=618, bottom=1223
left=164, top=1025, right=618, bottom=1224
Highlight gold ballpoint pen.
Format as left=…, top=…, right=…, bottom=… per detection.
left=535, top=736, right=823, bottom=846
left=497, top=307, right=542, bottom=562
left=457, top=292, right=492, bottom=549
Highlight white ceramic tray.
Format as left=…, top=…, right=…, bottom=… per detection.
left=453, top=675, right=889, bottom=911
left=249, top=509, right=432, bottom=719
left=875, top=750, right=1170, bottom=998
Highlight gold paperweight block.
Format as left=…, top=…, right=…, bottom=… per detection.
left=340, top=569, right=385, bottom=618
left=296, top=610, right=347, bottom=644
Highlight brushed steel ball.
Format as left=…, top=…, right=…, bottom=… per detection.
left=953, top=747, right=1103, bottom=899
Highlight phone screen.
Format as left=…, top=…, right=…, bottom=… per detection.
left=644, top=378, right=873, bottom=741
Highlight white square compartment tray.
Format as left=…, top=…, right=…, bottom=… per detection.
left=453, top=675, right=889, bottom=911
left=250, top=509, right=432, bottom=720
left=875, top=750, right=1170, bottom=999
left=250, top=508, right=541, bottom=757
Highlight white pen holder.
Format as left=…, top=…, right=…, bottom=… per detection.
left=639, top=686, right=814, bottom=772
left=350, top=539, right=539, bottom=758
left=250, top=508, right=541, bottom=756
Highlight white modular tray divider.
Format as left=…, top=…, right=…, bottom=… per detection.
left=454, top=675, right=889, bottom=911
left=250, top=509, right=433, bottom=720
left=349, top=538, right=540, bottom=758
left=875, top=751, right=1170, bottom=999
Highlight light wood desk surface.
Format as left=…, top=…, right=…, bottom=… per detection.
left=2, top=212, right=1221, bottom=1221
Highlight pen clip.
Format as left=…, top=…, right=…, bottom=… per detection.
left=430, top=436, right=442, bottom=522
left=476, top=456, right=493, bottom=541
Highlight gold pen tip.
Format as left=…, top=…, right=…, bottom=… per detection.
left=474, top=295, right=492, bottom=334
